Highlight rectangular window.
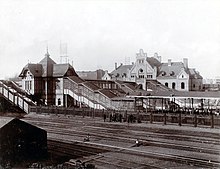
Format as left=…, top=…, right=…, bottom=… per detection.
left=29, top=81, right=32, bottom=90
left=25, top=81, right=28, bottom=90
left=147, top=75, right=153, bottom=79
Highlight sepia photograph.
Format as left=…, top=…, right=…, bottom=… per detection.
left=0, top=0, right=219, bottom=168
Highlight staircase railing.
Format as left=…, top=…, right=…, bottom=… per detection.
left=0, top=81, right=36, bottom=113
left=65, top=78, right=116, bottom=110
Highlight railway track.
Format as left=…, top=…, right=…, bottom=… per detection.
left=24, top=115, right=220, bottom=141
left=24, top=118, right=220, bottom=154
left=23, top=115, right=220, bottom=168
left=47, top=138, right=220, bottom=168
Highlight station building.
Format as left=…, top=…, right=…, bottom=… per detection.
left=19, top=50, right=78, bottom=106
left=103, top=49, right=203, bottom=91
left=18, top=50, right=141, bottom=109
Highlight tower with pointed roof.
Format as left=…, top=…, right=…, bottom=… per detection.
left=19, top=49, right=78, bottom=106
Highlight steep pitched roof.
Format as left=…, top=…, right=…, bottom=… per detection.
left=53, top=64, right=78, bottom=77
left=188, top=68, right=203, bottom=79
left=39, top=54, right=56, bottom=77
left=158, top=62, right=185, bottom=78
left=147, top=57, right=161, bottom=68
left=0, top=117, right=13, bottom=129
left=39, top=54, right=56, bottom=65
left=19, top=64, right=43, bottom=77
left=111, top=65, right=133, bottom=77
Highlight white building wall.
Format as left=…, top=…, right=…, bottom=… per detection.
left=22, top=71, right=35, bottom=95
left=55, top=78, right=64, bottom=106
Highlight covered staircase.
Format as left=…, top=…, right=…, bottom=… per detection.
left=63, top=76, right=118, bottom=110
left=0, top=80, right=36, bottom=113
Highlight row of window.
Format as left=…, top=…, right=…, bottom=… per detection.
left=139, top=59, right=144, bottom=64
left=165, top=82, right=185, bottom=89
left=131, top=75, right=153, bottom=79
left=25, top=81, right=32, bottom=90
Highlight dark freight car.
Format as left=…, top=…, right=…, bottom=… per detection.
left=0, top=118, right=47, bottom=166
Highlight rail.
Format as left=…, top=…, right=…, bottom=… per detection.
left=0, top=81, right=36, bottom=113
left=64, top=77, right=117, bottom=110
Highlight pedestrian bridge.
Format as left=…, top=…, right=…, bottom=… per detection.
left=0, top=80, right=36, bottom=113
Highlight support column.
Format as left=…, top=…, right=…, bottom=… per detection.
left=211, top=109, right=214, bottom=128
left=150, top=105, right=153, bottom=124
left=178, top=109, right=182, bottom=126
left=164, top=109, right=167, bottom=125
left=145, top=98, right=148, bottom=123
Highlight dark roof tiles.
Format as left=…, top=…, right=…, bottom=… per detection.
left=19, top=64, right=43, bottom=77
left=158, top=62, right=185, bottom=77
left=68, top=76, right=85, bottom=84
left=83, top=81, right=100, bottom=91
left=147, top=57, right=161, bottom=68
left=99, top=89, right=117, bottom=98
left=20, top=55, right=78, bottom=78
left=111, top=65, right=133, bottom=77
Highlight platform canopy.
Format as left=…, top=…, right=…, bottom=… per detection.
left=128, top=90, right=220, bottom=100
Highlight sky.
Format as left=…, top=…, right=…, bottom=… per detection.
left=0, top=0, right=219, bottom=79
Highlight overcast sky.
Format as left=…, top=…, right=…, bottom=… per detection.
left=0, top=0, right=219, bottom=79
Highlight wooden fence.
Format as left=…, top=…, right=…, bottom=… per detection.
left=30, top=106, right=220, bottom=128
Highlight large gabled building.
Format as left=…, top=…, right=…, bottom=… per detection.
left=157, top=58, right=203, bottom=91
left=104, top=49, right=203, bottom=91
left=19, top=50, right=78, bottom=105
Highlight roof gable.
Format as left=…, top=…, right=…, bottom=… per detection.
left=0, top=117, right=14, bottom=129
left=178, top=68, right=189, bottom=79
left=39, top=55, right=56, bottom=65
left=19, top=64, right=43, bottom=77
left=53, top=64, right=78, bottom=77
left=39, top=55, right=56, bottom=77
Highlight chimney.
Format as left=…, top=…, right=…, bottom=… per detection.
left=154, top=53, right=161, bottom=62
left=115, top=63, right=117, bottom=70
left=183, top=58, right=188, bottom=68
left=158, top=56, right=161, bottom=62
left=168, top=59, right=172, bottom=66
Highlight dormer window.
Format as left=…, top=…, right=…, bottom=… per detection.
left=161, top=71, right=166, bottom=76
left=169, top=71, right=174, bottom=76
left=122, top=73, right=127, bottom=78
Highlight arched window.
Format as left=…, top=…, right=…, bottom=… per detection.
left=181, top=82, right=185, bottom=89
left=123, top=73, right=127, bottom=78
left=58, top=98, right=61, bottom=105
left=139, top=68, right=143, bottom=73
left=165, top=82, right=168, bottom=87
left=172, top=82, right=175, bottom=89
